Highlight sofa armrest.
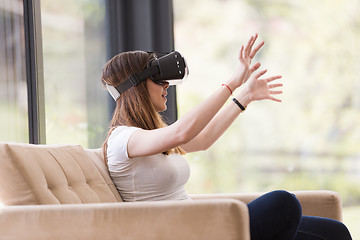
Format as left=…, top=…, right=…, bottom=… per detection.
left=0, top=199, right=249, bottom=240
left=291, top=190, right=343, bottom=221
left=190, top=190, right=343, bottom=221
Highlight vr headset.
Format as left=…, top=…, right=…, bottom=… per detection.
left=106, top=51, right=189, bottom=101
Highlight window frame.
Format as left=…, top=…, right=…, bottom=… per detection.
left=23, top=0, right=46, bottom=144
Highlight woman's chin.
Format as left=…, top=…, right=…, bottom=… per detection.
left=157, top=105, right=167, bottom=113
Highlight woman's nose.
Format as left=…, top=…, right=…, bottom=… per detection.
left=163, top=82, right=170, bottom=89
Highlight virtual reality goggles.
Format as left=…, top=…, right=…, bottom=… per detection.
left=106, top=51, right=189, bottom=101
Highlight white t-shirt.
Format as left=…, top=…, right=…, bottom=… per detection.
left=107, top=126, right=191, bottom=202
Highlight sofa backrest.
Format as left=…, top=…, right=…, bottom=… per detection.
left=0, top=143, right=122, bottom=205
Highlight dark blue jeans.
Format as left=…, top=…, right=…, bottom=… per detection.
left=247, top=190, right=352, bottom=240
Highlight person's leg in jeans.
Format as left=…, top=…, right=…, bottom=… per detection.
left=247, top=190, right=302, bottom=240
left=247, top=190, right=353, bottom=240
left=295, top=215, right=352, bottom=240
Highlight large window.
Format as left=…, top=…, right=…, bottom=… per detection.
left=41, top=0, right=108, bottom=148
left=2, top=0, right=176, bottom=148
left=0, top=0, right=29, bottom=143
left=1, top=0, right=109, bottom=148
left=174, top=0, right=359, bottom=237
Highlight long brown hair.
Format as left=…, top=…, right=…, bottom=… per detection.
left=101, top=51, right=185, bottom=163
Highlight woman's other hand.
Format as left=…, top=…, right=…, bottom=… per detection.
left=241, top=69, right=283, bottom=105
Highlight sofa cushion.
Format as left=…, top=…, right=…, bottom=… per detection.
left=84, top=148, right=123, bottom=202
left=0, top=143, right=122, bottom=205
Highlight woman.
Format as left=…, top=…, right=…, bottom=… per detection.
left=101, top=34, right=352, bottom=239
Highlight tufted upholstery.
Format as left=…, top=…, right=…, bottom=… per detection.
left=0, top=143, right=122, bottom=205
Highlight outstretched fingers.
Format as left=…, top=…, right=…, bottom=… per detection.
left=244, top=36, right=254, bottom=57
left=266, top=75, right=282, bottom=82
left=245, top=34, right=259, bottom=57
left=269, top=82, right=283, bottom=94
left=250, top=62, right=261, bottom=73
left=239, top=34, right=264, bottom=62
left=250, top=40, right=264, bottom=59
left=239, top=45, right=245, bottom=61
left=268, top=96, right=282, bottom=102
left=268, top=83, right=283, bottom=89
left=269, top=90, right=283, bottom=94
left=267, top=76, right=283, bottom=102
left=247, top=34, right=257, bottom=55
left=254, top=69, right=268, bottom=79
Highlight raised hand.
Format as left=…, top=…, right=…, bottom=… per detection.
left=244, top=69, right=283, bottom=103
left=231, top=33, right=265, bottom=88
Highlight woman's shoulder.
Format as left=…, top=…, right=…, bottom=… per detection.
left=112, top=125, right=140, bottom=134
left=108, top=125, right=140, bottom=145
left=107, top=126, right=142, bottom=161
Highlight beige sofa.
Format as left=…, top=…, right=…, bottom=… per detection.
left=0, top=143, right=344, bottom=240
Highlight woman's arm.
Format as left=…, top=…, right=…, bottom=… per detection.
left=127, top=83, right=232, bottom=157
left=127, top=34, right=264, bottom=158
left=181, top=69, right=283, bottom=152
